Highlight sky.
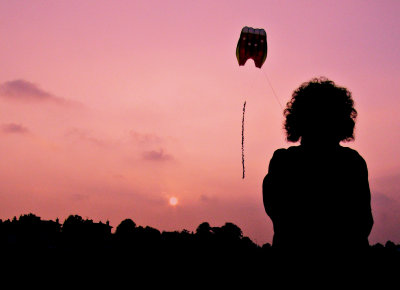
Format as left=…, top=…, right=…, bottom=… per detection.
left=0, top=0, right=399, bottom=246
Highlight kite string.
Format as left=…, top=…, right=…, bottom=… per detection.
left=262, top=70, right=284, bottom=110
left=241, top=100, right=246, bottom=179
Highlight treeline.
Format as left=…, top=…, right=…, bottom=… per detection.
left=0, top=213, right=260, bottom=255
left=1, top=213, right=399, bottom=264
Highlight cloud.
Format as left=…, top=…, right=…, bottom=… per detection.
left=370, top=191, right=400, bottom=244
left=65, top=127, right=110, bottom=148
left=130, top=131, right=177, bottom=162
left=372, top=192, right=394, bottom=208
left=199, top=194, right=218, bottom=203
left=0, top=79, right=69, bottom=105
left=200, top=194, right=210, bottom=202
left=130, top=130, right=162, bottom=145
left=372, top=174, right=400, bottom=196
left=142, top=149, right=173, bottom=161
left=69, top=193, right=90, bottom=202
left=367, top=174, right=400, bottom=243
left=1, top=123, right=29, bottom=134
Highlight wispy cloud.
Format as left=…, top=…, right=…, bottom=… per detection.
left=1, top=123, right=29, bottom=134
left=371, top=191, right=400, bottom=243
left=130, top=130, right=162, bottom=145
left=65, top=127, right=110, bottom=148
left=199, top=194, right=218, bottom=203
left=0, top=79, right=73, bottom=106
left=142, top=148, right=173, bottom=161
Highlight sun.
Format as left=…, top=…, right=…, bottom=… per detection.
left=169, top=196, right=178, bottom=206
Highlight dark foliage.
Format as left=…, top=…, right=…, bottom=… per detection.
left=0, top=213, right=399, bottom=276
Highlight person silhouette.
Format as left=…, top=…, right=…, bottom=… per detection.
left=262, top=77, right=373, bottom=258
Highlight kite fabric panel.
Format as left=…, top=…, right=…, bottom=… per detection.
left=236, top=26, right=268, bottom=68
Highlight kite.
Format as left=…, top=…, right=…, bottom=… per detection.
left=236, top=26, right=268, bottom=68
left=236, top=26, right=269, bottom=179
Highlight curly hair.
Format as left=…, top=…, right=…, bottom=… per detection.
left=284, top=77, right=357, bottom=143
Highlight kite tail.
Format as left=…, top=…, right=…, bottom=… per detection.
left=242, top=100, right=246, bottom=179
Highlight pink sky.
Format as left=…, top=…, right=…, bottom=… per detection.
left=0, top=0, right=399, bottom=245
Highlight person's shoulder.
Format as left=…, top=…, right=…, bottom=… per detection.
left=287, top=145, right=302, bottom=153
left=270, top=146, right=301, bottom=161
left=339, top=146, right=367, bottom=166
left=272, top=148, right=287, bottom=155
left=339, top=146, right=363, bottom=158
left=272, top=146, right=292, bottom=157
left=273, top=146, right=301, bottom=154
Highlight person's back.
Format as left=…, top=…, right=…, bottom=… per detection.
left=262, top=77, right=373, bottom=257
left=263, top=144, right=373, bottom=251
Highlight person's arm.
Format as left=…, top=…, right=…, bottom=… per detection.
left=262, top=149, right=286, bottom=221
left=356, top=155, right=374, bottom=239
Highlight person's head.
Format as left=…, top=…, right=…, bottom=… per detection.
left=284, top=77, right=357, bottom=144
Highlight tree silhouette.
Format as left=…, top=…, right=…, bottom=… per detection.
left=115, top=218, right=136, bottom=236
left=115, top=218, right=137, bottom=246
left=61, top=215, right=112, bottom=250
left=196, top=222, right=212, bottom=237
left=219, top=222, right=243, bottom=240
left=0, top=212, right=398, bottom=273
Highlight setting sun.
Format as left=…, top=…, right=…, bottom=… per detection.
left=169, top=197, right=178, bottom=206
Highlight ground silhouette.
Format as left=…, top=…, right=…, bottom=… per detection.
left=0, top=213, right=398, bottom=264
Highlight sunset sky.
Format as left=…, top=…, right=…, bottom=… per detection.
left=1, top=0, right=399, bottom=245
